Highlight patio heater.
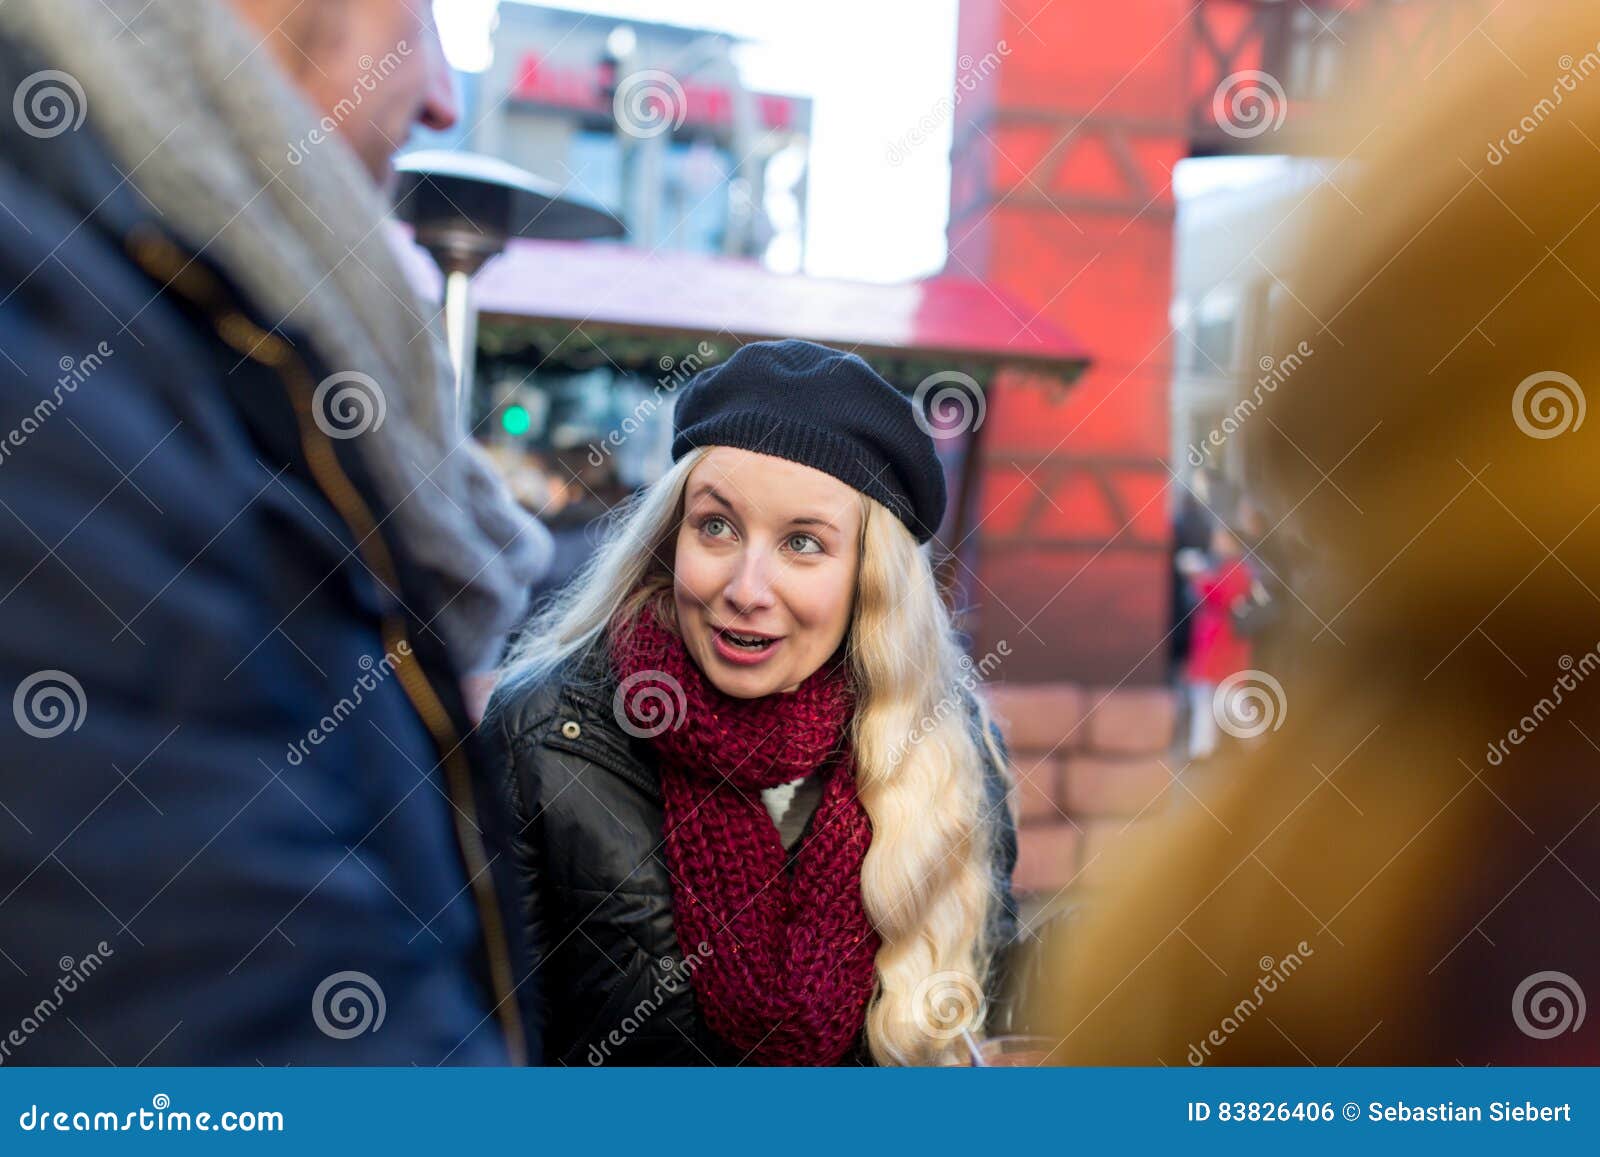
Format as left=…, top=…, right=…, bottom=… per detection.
left=393, top=150, right=624, bottom=428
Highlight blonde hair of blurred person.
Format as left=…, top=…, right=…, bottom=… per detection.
left=1028, top=2, right=1600, bottom=1064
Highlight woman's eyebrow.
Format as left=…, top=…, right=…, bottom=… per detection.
left=789, top=514, right=839, bottom=531
left=690, top=484, right=737, bottom=509
left=691, top=484, right=840, bottom=531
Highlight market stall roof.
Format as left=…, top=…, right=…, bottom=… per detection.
left=393, top=231, right=1091, bottom=381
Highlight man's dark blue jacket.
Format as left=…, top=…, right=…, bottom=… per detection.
left=0, top=32, right=534, bottom=1065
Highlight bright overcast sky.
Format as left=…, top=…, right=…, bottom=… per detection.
left=434, top=0, right=961, bottom=284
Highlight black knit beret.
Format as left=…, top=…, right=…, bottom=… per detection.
left=670, top=340, right=947, bottom=544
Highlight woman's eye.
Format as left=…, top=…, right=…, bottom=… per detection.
left=700, top=515, right=731, bottom=538
left=786, top=533, right=822, bottom=555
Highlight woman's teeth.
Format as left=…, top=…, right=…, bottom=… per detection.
left=724, top=631, right=774, bottom=649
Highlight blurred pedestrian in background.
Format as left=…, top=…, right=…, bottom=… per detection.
left=1167, top=476, right=1216, bottom=682
left=1026, top=0, right=1600, bottom=1064
left=0, top=0, right=548, bottom=1063
left=523, top=447, right=637, bottom=609
left=1178, top=478, right=1259, bottom=761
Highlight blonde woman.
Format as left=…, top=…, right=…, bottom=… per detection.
left=488, top=340, right=1017, bottom=1066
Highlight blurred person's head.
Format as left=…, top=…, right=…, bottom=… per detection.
left=1028, top=1, right=1600, bottom=1064
left=1233, top=495, right=1266, bottom=541
left=230, top=0, right=457, bottom=183
left=550, top=448, right=625, bottom=511
left=479, top=443, right=553, bottom=515
left=0, top=0, right=547, bottom=674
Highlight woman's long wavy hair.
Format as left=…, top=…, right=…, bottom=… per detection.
left=504, top=446, right=1012, bottom=1065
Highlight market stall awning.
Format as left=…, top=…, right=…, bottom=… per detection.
left=393, top=231, right=1091, bottom=382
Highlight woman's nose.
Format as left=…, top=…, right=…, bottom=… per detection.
left=723, top=548, right=778, bottom=613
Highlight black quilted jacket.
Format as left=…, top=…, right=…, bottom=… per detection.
left=486, top=640, right=1020, bottom=1066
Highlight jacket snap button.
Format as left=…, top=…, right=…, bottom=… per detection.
left=561, top=720, right=582, bottom=739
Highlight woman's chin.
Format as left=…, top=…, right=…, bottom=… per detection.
left=704, top=667, right=784, bottom=699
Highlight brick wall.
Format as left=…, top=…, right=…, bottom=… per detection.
left=988, top=683, right=1181, bottom=902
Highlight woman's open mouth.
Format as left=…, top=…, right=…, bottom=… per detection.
left=711, top=626, right=783, bottom=666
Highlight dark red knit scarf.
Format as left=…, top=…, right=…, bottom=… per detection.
left=609, top=603, right=880, bottom=1066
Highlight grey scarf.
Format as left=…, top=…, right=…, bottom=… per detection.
left=0, top=0, right=550, bottom=672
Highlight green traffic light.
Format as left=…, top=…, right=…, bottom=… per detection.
left=500, top=404, right=531, bottom=437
